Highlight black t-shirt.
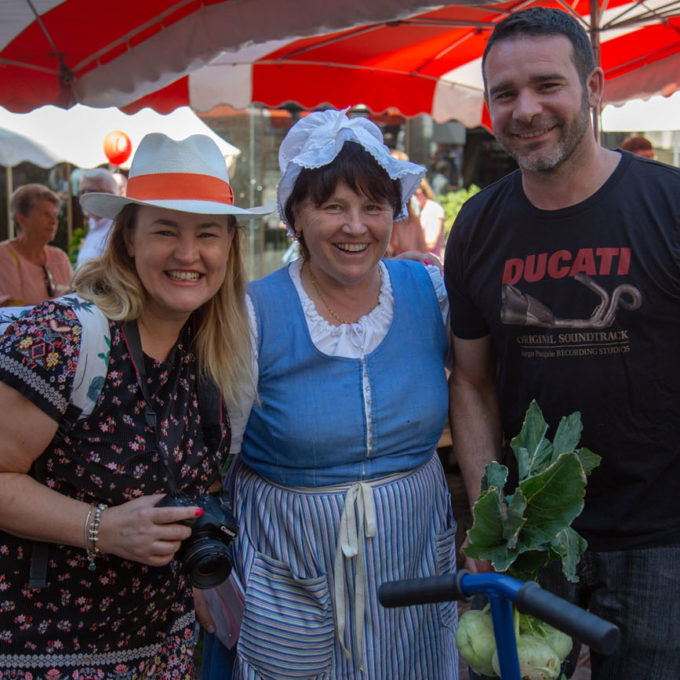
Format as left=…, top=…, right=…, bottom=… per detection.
left=445, top=151, right=680, bottom=550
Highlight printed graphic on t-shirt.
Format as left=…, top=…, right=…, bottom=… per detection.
left=500, top=247, right=642, bottom=359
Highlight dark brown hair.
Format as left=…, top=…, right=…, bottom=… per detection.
left=482, top=7, right=595, bottom=94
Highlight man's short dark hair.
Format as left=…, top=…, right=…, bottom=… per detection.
left=482, top=7, right=595, bottom=93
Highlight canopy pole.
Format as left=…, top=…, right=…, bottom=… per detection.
left=65, top=163, right=73, bottom=244
left=6, top=167, right=14, bottom=239
left=590, top=0, right=602, bottom=143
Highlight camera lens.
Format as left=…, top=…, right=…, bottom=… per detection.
left=183, top=538, right=232, bottom=589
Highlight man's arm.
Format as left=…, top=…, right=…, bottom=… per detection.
left=449, top=333, right=502, bottom=511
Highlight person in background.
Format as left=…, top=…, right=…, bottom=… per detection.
left=386, top=148, right=429, bottom=256
left=0, top=133, right=269, bottom=678
left=112, top=170, right=128, bottom=196
left=415, top=178, right=446, bottom=259
left=76, top=167, right=120, bottom=268
left=620, top=134, right=655, bottom=159
left=0, top=183, right=73, bottom=306
left=445, top=7, right=680, bottom=679
left=430, top=159, right=452, bottom=197
left=198, top=108, right=457, bottom=679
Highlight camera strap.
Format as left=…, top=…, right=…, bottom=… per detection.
left=121, top=320, right=229, bottom=491
left=122, top=320, right=184, bottom=496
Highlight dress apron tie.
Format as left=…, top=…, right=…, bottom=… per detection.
left=334, top=481, right=377, bottom=670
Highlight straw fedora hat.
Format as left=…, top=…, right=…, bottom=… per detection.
left=81, top=132, right=271, bottom=219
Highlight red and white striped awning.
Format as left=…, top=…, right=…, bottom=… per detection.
left=2, top=1, right=679, bottom=130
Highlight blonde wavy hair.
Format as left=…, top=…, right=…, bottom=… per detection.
left=73, top=204, right=253, bottom=407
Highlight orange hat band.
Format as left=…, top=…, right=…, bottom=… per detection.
left=126, top=172, right=234, bottom=205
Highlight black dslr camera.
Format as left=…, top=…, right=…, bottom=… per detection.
left=156, top=493, right=237, bottom=589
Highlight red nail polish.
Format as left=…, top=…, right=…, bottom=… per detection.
left=195, top=508, right=204, bottom=517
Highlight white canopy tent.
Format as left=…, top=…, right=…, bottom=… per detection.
left=0, top=104, right=240, bottom=170
left=1, top=125, right=64, bottom=236
left=602, top=92, right=680, bottom=132
left=1, top=105, right=240, bottom=237
left=0, top=127, right=62, bottom=169
left=602, top=92, right=680, bottom=166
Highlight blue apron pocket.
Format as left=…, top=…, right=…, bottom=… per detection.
left=435, top=520, right=458, bottom=630
left=237, top=551, right=334, bottom=679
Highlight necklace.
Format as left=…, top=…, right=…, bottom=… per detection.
left=307, top=264, right=382, bottom=326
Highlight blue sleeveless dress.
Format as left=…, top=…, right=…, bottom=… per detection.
left=211, top=260, right=458, bottom=679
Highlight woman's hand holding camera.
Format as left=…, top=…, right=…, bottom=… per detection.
left=98, top=493, right=202, bottom=566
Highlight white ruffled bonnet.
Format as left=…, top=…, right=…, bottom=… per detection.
left=277, top=108, right=425, bottom=229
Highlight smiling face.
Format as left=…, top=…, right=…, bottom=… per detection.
left=293, top=180, right=393, bottom=288
left=124, top=205, right=234, bottom=327
left=484, top=34, right=599, bottom=174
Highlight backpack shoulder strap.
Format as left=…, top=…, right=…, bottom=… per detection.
left=42, top=295, right=111, bottom=444
left=1, top=242, right=21, bottom=269
left=198, top=377, right=229, bottom=459
left=64, top=294, right=111, bottom=419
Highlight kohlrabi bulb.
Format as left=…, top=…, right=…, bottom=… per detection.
left=455, top=609, right=497, bottom=677
left=492, top=635, right=562, bottom=680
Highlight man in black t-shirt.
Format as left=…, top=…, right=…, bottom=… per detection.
left=445, top=7, right=680, bottom=679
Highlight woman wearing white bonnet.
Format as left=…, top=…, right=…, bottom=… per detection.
left=199, top=108, right=458, bottom=679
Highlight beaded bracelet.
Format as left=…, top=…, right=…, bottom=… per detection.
left=83, top=504, right=95, bottom=555
left=86, top=503, right=107, bottom=571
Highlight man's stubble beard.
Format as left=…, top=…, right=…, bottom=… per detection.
left=498, top=91, right=591, bottom=174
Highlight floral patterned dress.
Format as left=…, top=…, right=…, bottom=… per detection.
left=0, top=299, right=228, bottom=680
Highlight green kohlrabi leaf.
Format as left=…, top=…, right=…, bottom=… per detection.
left=481, top=460, right=508, bottom=493
left=465, top=401, right=600, bottom=584
left=550, top=526, right=588, bottom=582
left=507, top=550, right=550, bottom=582
left=575, top=447, right=602, bottom=476
left=503, top=489, right=527, bottom=549
left=551, top=412, right=583, bottom=459
left=465, top=486, right=504, bottom=559
left=510, top=400, right=552, bottom=479
left=488, top=544, right=523, bottom=573
left=517, top=453, right=586, bottom=547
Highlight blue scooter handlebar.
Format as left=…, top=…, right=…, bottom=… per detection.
left=515, top=581, right=619, bottom=655
left=378, top=571, right=620, bottom=656
left=379, top=572, right=468, bottom=607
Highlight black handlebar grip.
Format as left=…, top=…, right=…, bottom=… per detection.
left=515, top=582, right=620, bottom=655
left=379, top=571, right=469, bottom=608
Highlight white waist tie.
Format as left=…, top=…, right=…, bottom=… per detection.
left=334, top=481, right=377, bottom=671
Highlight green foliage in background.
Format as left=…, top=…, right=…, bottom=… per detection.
left=439, top=185, right=481, bottom=240
left=68, top=227, right=86, bottom=267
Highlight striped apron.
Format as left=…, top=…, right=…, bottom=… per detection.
left=230, top=453, right=459, bottom=680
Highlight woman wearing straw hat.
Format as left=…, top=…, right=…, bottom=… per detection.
left=198, top=109, right=458, bottom=679
left=0, top=133, right=269, bottom=678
